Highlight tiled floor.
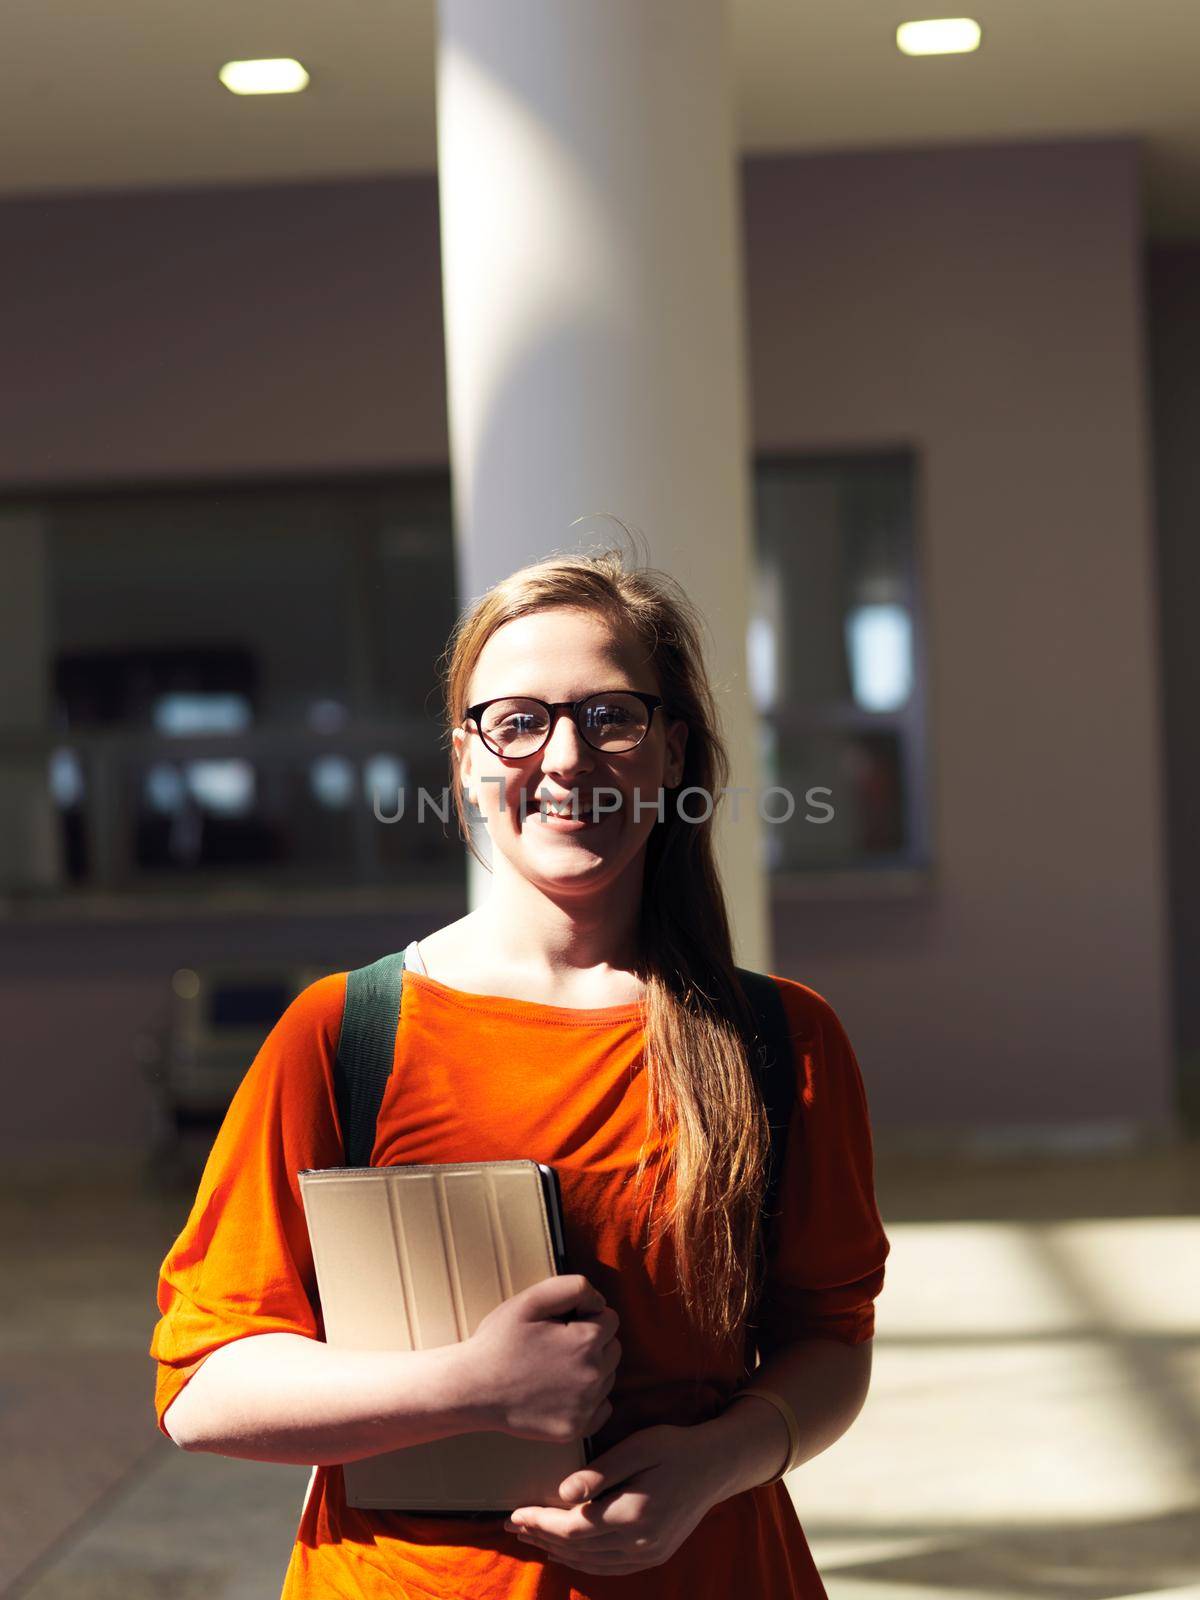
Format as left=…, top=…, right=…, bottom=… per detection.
left=3, top=1138, right=1198, bottom=1599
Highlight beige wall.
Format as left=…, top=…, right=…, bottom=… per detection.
left=0, top=139, right=1176, bottom=1151
left=0, top=177, right=449, bottom=484
left=746, top=139, right=1172, bottom=1136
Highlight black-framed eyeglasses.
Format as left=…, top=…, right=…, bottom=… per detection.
left=462, top=691, right=666, bottom=759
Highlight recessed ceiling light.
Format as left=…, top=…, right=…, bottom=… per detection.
left=218, top=58, right=310, bottom=95
left=896, top=18, right=982, bottom=56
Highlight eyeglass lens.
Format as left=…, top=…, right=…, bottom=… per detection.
left=479, top=694, right=650, bottom=756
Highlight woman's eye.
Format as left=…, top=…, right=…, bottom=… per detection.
left=495, top=715, right=545, bottom=740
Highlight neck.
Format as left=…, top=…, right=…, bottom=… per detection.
left=471, top=855, right=646, bottom=978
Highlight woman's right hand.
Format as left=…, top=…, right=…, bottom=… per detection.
left=466, top=1274, right=621, bottom=1443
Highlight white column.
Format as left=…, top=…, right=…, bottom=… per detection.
left=0, top=510, right=61, bottom=894
left=435, top=0, right=768, bottom=968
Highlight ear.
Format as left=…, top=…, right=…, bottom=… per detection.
left=451, top=727, right=475, bottom=809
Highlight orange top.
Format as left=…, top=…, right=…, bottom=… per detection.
left=149, top=966, right=890, bottom=1599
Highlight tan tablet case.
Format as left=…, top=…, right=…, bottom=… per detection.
left=298, top=1159, right=588, bottom=1513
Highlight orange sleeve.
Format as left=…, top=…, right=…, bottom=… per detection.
left=752, top=978, right=891, bottom=1355
left=148, top=971, right=348, bottom=1438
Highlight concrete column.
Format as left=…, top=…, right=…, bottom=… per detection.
left=0, top=510, right=61, bottom=894
left=435, top=0, right=768, bottom=967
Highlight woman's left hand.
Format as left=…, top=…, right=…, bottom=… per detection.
left=502, top=1422, right=728, bottom=1576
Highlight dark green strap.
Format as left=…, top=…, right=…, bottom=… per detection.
left=333, top=950, right=407, bottom=1168
left=332, top=953, right=797, bottom=1217
left=733, top=966, right=797, bottom=1245
left=733, top=967, right=799, bottom=1371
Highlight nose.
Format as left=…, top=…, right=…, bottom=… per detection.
left=540, top=708, right=594, bottom=773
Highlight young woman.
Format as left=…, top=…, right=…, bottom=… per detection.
left=149, top=547, right=891, bottom=1598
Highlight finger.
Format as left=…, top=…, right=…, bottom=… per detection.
left=533, top=1546, right=655, bottom=1575
left=518, top=1529, right=633, bottom=1555
left=511, top=1472, right=653, bottom=1538
left=517, top=1522, right=625, bottom=1547
left=515, top=1523, right=630, bottom=1548
left=507, top=1504, right=609, bottom=1539
left=519, top=1533, right=645, bottom=1564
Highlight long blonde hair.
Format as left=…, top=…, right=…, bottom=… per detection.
left=440, top=541, right=772, bottom=1356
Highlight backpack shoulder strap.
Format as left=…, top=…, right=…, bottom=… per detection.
left=333, top=950, right=407, bottom=1167
left=331, top=952, right=797, bottom=1199
left=733, top=966, right=797, bottom=1241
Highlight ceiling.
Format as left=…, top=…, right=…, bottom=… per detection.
left=5, top=0, right=1199, bottom=237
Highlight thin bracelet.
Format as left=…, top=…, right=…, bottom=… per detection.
left=734, top=1386, right=803, bottom=1484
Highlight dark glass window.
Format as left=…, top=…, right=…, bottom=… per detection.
left=752, top=451, right=931, bottom=874
left=31, top=474, right=460, bottom=897
left=5, top=458, right=929, bottom=905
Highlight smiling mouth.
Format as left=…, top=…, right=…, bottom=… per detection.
left=531, top=792, right=613, bottom=823
left=536, top=805, right=604, bottom=826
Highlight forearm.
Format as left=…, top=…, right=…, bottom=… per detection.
left=696, top=1338, right=874, bottom=1502
left=162, top=1332, right=492, bottom=1466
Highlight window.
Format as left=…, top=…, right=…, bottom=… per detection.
left=752, top=450, right=931, bottom=876
left=20, top=474, right=461, bottom=900
left=2, top=458, right=929, bottom=908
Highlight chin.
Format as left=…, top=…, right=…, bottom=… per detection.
left=517, top=843, right=620, bottom=885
